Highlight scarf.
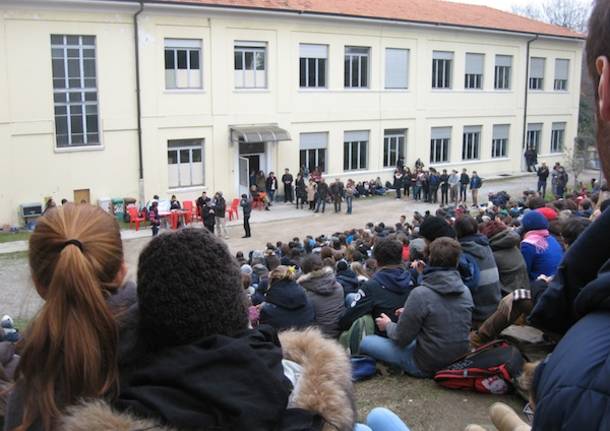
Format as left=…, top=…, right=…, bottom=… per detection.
left=523, top=229, right=550, bottom=253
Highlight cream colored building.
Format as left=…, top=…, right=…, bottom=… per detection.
left=0, top=0, right=583, bottom=225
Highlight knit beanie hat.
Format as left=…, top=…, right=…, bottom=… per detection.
left=240, top=264, right=253, bottom=275
left=137, top=228, right=248, bottom=349
left=337, top=260, right=349, bottom=272
left=419, top=216, right=456, bottom=242
left=521, top=210, right=549, bottom=232
left=537, top=207, right=558, bottom=221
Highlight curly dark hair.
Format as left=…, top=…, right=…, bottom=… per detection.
left=373, top=238, right=403, bottom=267
left=137, top=228, right=248, bottom=349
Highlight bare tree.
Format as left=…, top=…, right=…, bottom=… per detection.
left=512, top=0, right=591, bottom=32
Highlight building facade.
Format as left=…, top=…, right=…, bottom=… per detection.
left=0, top=0, right=583, bottom=225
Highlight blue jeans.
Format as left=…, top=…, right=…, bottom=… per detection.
left=315, top=197, right=326, bottom=213
left=359, top=335, right=429, bottom=378
left=537, top=180, right=547, bottom=198
left=354, top=408, right=411, bottom=431
left=267, top=190, right=276, bottom=202
left=346, top=196, right=353, bottom=214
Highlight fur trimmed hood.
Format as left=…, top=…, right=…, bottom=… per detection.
left=298, top=267, right=339, bottom=296
left=58, top=329, right=355, bottom=431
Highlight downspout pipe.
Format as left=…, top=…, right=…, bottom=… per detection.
left=522, top=34, right=539, bottom=169
left=134, top=1, right=145, bottom=191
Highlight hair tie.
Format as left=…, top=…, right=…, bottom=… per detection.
left=63, top=239, right=83, bottom=252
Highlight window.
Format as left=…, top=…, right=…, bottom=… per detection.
left=430, top=127, right=451, bottom=164
left=343, top=131, right=369, bottom=170
left=495, top=55, right=512, bottom=89
left=385, top=48, right=409, bottom=89
left=164, top=39, right=202, bottom=89
left=344, top=47, right=370, bottom=88
left=234, top=42, right=267, bottom=88
left=554, top=59, right=569, bottom=91
left=551, top=122, right=566, bottom=153
left=300, top=132, right=327, bottom=173
left=167, top=139, right=204, bottom=188
left=527, top=123, right=543, bottom=154
left=432, top=51, right=453, bottom=89
left=492, top=124, right=509, bottom=158
left=51, top=35, right=99, bottom=148
left=384, top=129, right=406, bottom=167
left=465, top=53, right=484, bottom=89
left=300, top=44, right=327, bottom=88
left=529, top=57, right=545, bottom=90
left=462, top=126, right=481, bottom=161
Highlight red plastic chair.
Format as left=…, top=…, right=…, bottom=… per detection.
left=182, top=201, right=193, bottom=225
left=169, top=210, right=180, bottom=230
left=226, top=198, right=240, bottom=221
left=128, top=207, right=146, bottom=231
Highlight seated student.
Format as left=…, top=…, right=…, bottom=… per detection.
left=4, top=204, right=134, bottom=431
left=520, top=210, right=564, bottom=281
left=454, top=215, right=502, bottom=324
left=336, top=260, right=361, bottom=298
left=169, top=194, right=181, bottom=210
left=360, top=237, right=474, bottom=377
left=259, top=265, right=315, bottom=331
left=64, top=228, right=404, bottom=431
left=340, top=238, right=413, bottom=334
left=298, top=255, right=345, bottom=338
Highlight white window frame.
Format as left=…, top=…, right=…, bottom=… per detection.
left=385, top=48, right=409, bottom=89
left=432, top=51, right=453, bottom=89
left=550, top=123, right=566, bottom=153
left=383, top=130, right=406, bottom=167
left=527, top=123, right=543, bottom=154
left=299, top=44, right=328, bottom=89
left=464, top=53, right=484, bottom=90
left=343, top=131, right=369, bottom=171
left=167, top=139, right=205, bottom=188
left=491, top=124, right=509, bottom=158
left=344, top=46, right=370, bottom=89
left=462, top=127, right=481, bottom=161
left=299, top=132, right=328, bottom=172
left=494, top=55, right=512, bottom=90
left=51, top=34, right=100, bottom=149
left=164, top=39, right=202, bottom=90
left=529, top=57, right=545, bottom=90
left=234, top=41, right=267, bottom=89
left=554, top=59, right=569, bottom=91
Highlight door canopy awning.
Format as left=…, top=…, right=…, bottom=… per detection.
left=230, top=125, right=291, bottom=144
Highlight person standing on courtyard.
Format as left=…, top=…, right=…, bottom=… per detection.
left=440, top=169, right=449, bottom=206
left=537, top=162, right=550, bottom=199
left=149, top=200, right=160, bottom=237
left=214, top=192, right=229, bottom=239
left=295, top=172, right=307, bottom=209
left=255, top=170, right=266, bottom=192
left=315, top=178, right=329, bottom=213
left=555, top=165, right=569, bottom=199
left=524, top=147, right=538, bottom=172
left=266, top=172, right=278, bottom=204
left=330, top=177, right=344, bottom=213
left=448, top=170, right=459, bottom=205
left=345, top=179, right=355, bottom=215
left=403, top=167, right=413, bottom=198
left=470, top=171, right=482, bottom=207
left=240, top=193, right=252, bottom=238
left=307, top=178, right=317, bottom=210
left=202, top=198, right=216, bottom=233
left=393, top=169, right=403, bottom=199
left=459, top=169, right=470, bottom=203
left=282, top=168, right=294, bottom=203
left=429, top=169, right=440, bottom=204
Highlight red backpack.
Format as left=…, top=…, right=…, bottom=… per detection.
left=433, top=340, right=524, bottom=394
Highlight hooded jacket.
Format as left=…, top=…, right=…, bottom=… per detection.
left=56, top=328, right=357, bottom=431
left=528, top=209, right=610, bottom=430
left=298, top=267, right=345, bottom=338
left=339, top=267, right=413, bottom=334
left=385, top=267, right=474, bottom=376
left=336, top=268, right=361, bottom=296
left=260, top=279, right=315, bottom=331
left=488, top=229, right=530, bottom=295
left=459, top=234, right=501, bottom=322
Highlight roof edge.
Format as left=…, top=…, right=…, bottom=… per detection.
left=140, top=0, right=586, bottom=41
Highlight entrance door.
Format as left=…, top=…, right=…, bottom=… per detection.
left=239, top=157, right=250, bottom=196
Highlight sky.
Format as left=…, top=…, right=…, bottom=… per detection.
left=444, top=0, right=546, bottom=12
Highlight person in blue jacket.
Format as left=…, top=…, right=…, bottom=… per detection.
left=469, top=171, right=483, bottom=207
left=526, top=5, right=610, bottom=428
left=519, top=210, right=563, bottom=281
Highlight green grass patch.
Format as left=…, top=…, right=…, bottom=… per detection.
left=12, top=317, right=30, bottom=331
left=0, top=250, right=28, bottom=261
left=0, top=231, right=31, bottom=243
